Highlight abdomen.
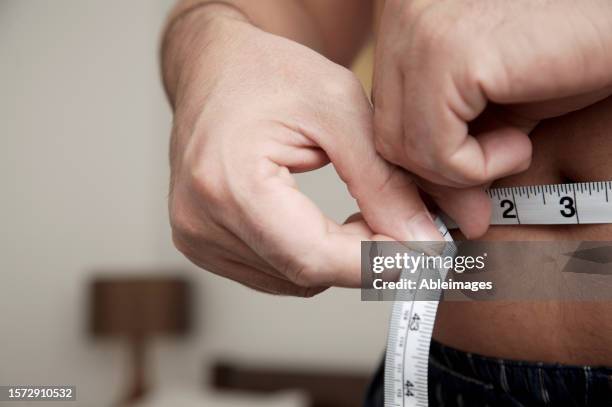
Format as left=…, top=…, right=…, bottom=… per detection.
left=434, top=97, right=612, bottom=365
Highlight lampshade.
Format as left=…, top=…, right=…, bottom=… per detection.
left=90, top=275, right=191, bottom=338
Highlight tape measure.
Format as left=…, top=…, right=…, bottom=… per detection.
left=384, top=181, right=612, bottom=407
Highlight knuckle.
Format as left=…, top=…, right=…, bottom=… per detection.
left=286, top=258, right=322, bottom=288
left=410, top=9, right=460, bottom=56
left=170, top=225, right=217, bottom=272
left=324, top=68, right=365, bottom=100
left=343, top=72, right=366, bottom=97
left=168, top=192, right=212, bottom=246
left=171, top=229, right=196, bottom=259
left=445, top=155, right=487, bottom=185
left=428, top=148, right=447, bottom=168
left=169, top=205, right=201, bottom=245
left=518, top=155, right=532, bottom=172
left=189, top=161, right=225, bottom=204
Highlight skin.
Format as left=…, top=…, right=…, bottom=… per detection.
left=370, top=0, right=612, bottom=363
left=162, top=0, right=612, bottom=363
left=162, top=1, right=441, bottom=296
left=435, top=96, right=612, bottom=365
left=373, top=0, right=612, bottom=236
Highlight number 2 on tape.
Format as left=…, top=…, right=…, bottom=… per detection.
left=384, top=181, right=612, bottom=407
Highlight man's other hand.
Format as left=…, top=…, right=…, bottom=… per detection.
left=373, top=0, right=612, bottom=237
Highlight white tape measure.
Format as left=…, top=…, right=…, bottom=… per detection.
left=384, top=181, right=612, bottom=407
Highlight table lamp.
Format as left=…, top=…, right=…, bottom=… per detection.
left=89, top=275, right=191, bottom=405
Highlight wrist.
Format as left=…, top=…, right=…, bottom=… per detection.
left=161, top=2, right=251, bottom=108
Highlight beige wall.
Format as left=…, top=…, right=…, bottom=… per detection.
left=0, top=1, right=388, bottom=405
left=353, top=41, right=375, bottom=95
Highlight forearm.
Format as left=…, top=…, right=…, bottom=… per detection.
left=161, top=0, right=372, bottom=107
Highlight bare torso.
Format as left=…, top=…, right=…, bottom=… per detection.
left=433, top=97, right=612, bottom=365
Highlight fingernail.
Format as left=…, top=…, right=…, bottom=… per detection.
left=406, top=213, right=443, bottom=242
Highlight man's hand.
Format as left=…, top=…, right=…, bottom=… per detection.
left=163, top=7, right=442, bottom=296
left=373, top=0, right=612, bottom=236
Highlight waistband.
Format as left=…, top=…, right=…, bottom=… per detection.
left=430, top=339, right=612, bottom=405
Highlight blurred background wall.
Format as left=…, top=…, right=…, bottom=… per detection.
left=0, top=0, right=388, bottom=405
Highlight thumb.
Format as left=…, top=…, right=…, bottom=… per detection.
left=417, top=178, right=492, bottom=239
left=311, top=85, right=443, bottom=242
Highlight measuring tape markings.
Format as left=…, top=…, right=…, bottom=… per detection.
left=384, top=181, right=612, bottom=407
left=385, top=220, right=454, bottom=407
left=442, top=181, right=612, bottom=229
left=491, top=181, right=612, bottom=225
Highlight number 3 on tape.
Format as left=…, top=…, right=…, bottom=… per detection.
left=384, top=181, right=612, bottom=407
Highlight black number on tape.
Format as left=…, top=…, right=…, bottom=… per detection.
left=501, top=199, right=517, bottom=219
left=559, top=196, right=576, bottom=218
